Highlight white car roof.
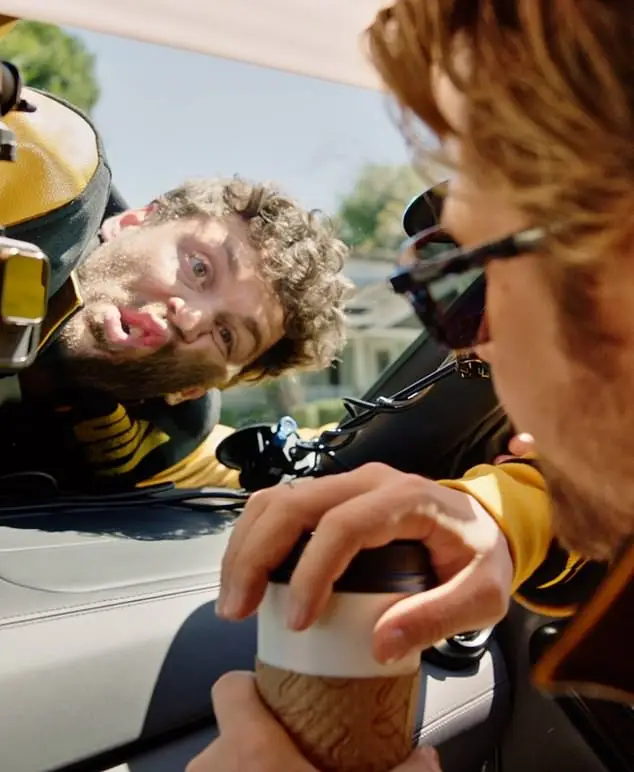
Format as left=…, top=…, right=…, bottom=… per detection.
left=1, top=0, right=386, bottom=90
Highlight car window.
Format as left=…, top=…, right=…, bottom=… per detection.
left=0, top=21, right=470, bottom=429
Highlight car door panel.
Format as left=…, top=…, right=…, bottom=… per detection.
left=0, top=332, right=609, bottom=772
left=109, top=649, right=509, bottom=772
left=0, top=503, right=508, bottom=772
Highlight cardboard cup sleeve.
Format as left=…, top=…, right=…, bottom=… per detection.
left=255, top=658, right=419, bottom=772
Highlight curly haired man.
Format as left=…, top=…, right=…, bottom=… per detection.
left=2, top=88, right=352, bottom=490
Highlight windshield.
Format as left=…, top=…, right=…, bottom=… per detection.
left=0, top=20, right=473, bottom=431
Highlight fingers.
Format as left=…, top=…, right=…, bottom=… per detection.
left=286, top=479, right=438, bottom=630
left=394, top=747, right=442, bottom=771
left=187, top=671, right=315, bottom=772
left=372, top=537, right=513, bottom=661
left=211, top=671, right=293, bottom=746
left=188, top=682, right=440, bottom=772
left=212, top=672, right=305, bottom=757
left=218, top=464, right=398, bottom=619
left=211, top=671, right=268, bottom=735
left=508, top=432, right=535, bottom=456
left=185, top=741, right=222, bottom=772
left=495, top=432, right=535, bottom=464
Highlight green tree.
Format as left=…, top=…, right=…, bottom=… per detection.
left=336, top=163, right=433, bottom=256
left=0, top=21, right=99, bottom=114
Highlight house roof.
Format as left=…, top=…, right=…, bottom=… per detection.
left=2, top=0, right=386, bottom=91
left=343, top=255, right=416, bottom=330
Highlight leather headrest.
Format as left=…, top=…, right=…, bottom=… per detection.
left=0, top=88, right=100, bottom=227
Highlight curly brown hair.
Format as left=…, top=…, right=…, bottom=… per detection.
left=147, top=176, right=354, bottom=383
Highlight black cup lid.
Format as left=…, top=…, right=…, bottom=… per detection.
left=269, top=533, right=436, bottom=594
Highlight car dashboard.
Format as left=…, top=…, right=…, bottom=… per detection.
left=0, top=497, right=510, bottom=772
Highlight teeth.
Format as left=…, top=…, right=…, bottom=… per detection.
left=128, top=325, right=144, bottom=340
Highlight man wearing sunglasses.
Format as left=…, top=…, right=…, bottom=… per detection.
left=189, top=186, right=604, bottom=772
left=190, top=1, right=634, bottom=770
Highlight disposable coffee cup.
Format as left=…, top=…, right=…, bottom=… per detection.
left=256, top=535, right=435, bottom=772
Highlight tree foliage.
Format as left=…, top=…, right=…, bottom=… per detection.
left=0, top=21, right=99, bottom=114
left=336, top=164, right=425, bottom=257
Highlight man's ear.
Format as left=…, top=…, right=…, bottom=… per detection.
left=100, top=203, right=157, bottom=241
left=164, top=386, right=207, bottom=406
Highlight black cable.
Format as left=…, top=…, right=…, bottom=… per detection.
left=294, top=357, right=489, bottom=463
left=0, top=481, right=249, bottom=518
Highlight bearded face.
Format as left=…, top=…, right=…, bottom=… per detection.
left=57, top=212, right=284, bottom=400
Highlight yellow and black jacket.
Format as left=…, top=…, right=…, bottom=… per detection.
left=0, top=85, right=239, bottom=490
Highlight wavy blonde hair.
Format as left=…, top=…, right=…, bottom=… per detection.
left=366, top=1, right=634, bottom=278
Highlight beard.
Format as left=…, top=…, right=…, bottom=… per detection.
left=57, top=302, right=228, bottom=401
left=539, top=456, right=632, bottom=562
left=55, top=342, right=226, bottom=401
left=54, top=231, right=228, bottom=401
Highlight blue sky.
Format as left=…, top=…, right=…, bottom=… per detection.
left=71, top=28, right=411, bottom=216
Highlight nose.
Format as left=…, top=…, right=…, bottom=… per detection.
left=167, top=297, right=205, bottom=344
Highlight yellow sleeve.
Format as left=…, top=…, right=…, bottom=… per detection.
left=439, top=460, right=607, bottom=616
left=138, top=422, right=338, bottom=490
left=439, top=460, right=551, bottom=591
left=137, top=424, right=241, bottom=489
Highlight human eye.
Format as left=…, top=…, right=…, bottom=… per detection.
left=216, top=321, right=234, bottom=355
left=185, top=251, right=211, bottom=283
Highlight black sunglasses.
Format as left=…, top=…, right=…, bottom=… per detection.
left=391, top=197, right=547, bottom=349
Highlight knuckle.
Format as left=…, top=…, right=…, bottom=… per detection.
left=400, top=474, right=432, bottom=504
left=248, top=487, right=273, bottom=508
left=360, top=461, right=393, bottom=479
left=320, top=506, right=366, bottom=539
left=408, top=614, right=448, bottom=647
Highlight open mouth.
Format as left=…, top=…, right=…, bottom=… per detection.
left=102, top=306, right=171, bottom=350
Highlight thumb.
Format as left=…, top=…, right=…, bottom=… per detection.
left=212, top=671, right=295, bottom=749
left=372, top=561, right=508, bottom=663
left=394, top=747, right=442, bottom=771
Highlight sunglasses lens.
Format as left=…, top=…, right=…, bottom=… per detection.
left=433, top=269, right=486, bottom=349
left=397, top=226, right=486, bottom=349
left=398, top=227, right=456, bottom=268
left=408, top=268, right=485, bottom=349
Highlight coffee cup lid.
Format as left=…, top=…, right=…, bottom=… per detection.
left=269, top=533, right=436, bottom=594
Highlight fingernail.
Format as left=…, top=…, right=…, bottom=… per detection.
left=286, top=596, right=308, bottom=630
left=378, top=628, right=409, bottom=663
